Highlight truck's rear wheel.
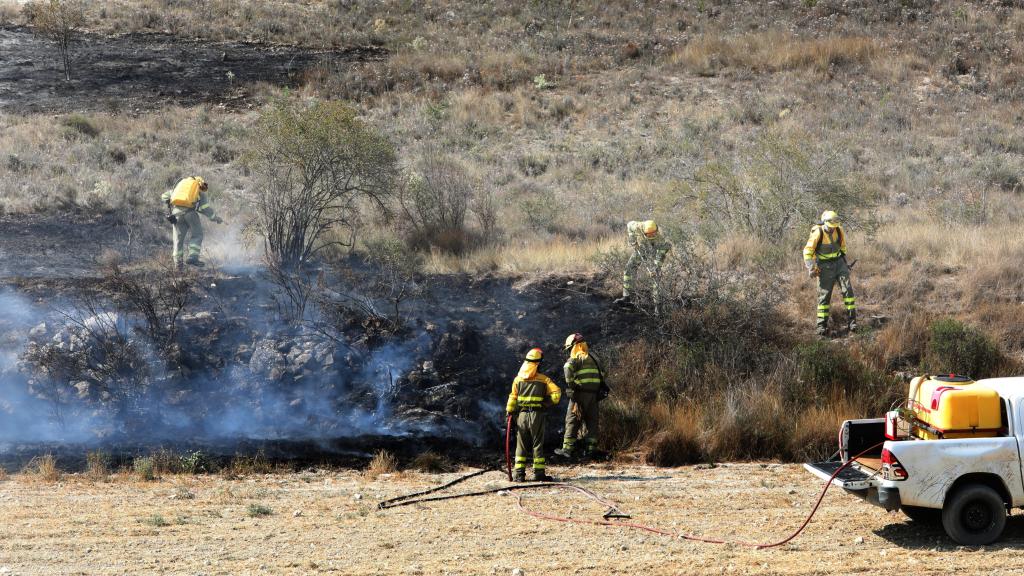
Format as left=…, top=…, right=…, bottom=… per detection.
left=941, top=484, right=1006, bottom=545
left=901, top=505, right=941, bottom=524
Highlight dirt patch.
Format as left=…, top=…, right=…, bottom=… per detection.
left=1, top=463, right=1022, bottom=575
left=0, top=26, right=386, bottom=113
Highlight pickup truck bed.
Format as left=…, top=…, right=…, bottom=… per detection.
left=804, top=458, right=880, bottom=491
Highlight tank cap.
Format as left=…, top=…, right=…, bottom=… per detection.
left=933, top=374, right=973, bottom=383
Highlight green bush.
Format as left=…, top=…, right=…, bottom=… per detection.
left=62, top=114, right=99, bottom=138
left=133, top=456, right=156, bottom=481
left=247, top=504, right=273, bottom=517
left=925, top=318, right=1004, bottom=378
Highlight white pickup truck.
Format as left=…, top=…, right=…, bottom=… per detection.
left=805, top=376, right=1024, bottom=545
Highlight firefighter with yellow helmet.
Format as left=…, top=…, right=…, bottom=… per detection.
left=554, top=333, right=609, bottom=460
left=614, top=219, right=672, bottom=306
left=803, top=210, right=856, bottom=336
left=160, top=176, right=224, bottom=268
left=506, top=347, right=561, bottom=482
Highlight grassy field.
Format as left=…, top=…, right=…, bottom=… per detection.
left=4, top=0, right=1024, bottom=462
left=7, top=463, right=1024, bottom=575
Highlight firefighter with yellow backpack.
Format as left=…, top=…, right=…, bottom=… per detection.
left=506, top=348, right=561, bottom=482
left=803, top=210, right=856, bottom=337
left=160, top=176, right=224, bottom=268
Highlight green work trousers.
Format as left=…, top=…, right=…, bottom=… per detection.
left=623, top=252, right=662, bottom=299
left=816, top=258, right=855, bottom=333
left=171, top=209, right=203, bottom=263
left=515, top=411, right=547, bottom=472
left=562, top=391, right=599, bottom=454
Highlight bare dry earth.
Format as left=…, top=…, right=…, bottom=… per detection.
left=3, top=463, right=1024, bottom=575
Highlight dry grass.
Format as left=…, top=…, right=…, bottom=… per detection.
left=22, top=454, right=60, bottom=483
left=409, top=451, right=455, bottom=473
left=0, top=466, right=8, bottom=481
left=85, top=451, right=110, bottom=481
left=364, top=449, right=398, bottom=479
left=672, top=31, right=884, bottom=75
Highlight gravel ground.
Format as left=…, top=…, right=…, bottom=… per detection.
left=2, top=463, right=1024, bottom=575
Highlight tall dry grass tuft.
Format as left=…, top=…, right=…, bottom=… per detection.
left=672, top=31, right=883, bottom=75
left=0, top=466, right=8, bottom=482
left=365, top=450, right=398, bottom=479
left=86, top=450, right=110, bottom=481
left=23, top=454, right=60, bottom=482
left=409, top=451, right=455, bottom=473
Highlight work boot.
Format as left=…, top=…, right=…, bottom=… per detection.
left=533, top=471, right=555, bottom=482
left=186, top=256, right=205, bottom=268
left=612, top=296, right=632, bottom=307
left=847, top=312, right=858, bottom=333
left=513, top=470, right=526, bottom=483
left=553, top=448, right=574, bottom=459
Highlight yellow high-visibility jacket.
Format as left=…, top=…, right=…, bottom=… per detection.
left=506, top=373, right=561, bottom=413
left=803, top=224, right=846, bottom=263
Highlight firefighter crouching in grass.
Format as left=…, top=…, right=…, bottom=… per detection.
left=506, top=348, right=561, bottom=482
left=614, top=219, right=672, bottom=307
left=161, top=176, right=224, bottom=269
left=555, top=333, right=609, bottom=460
left=803, top=210, right=856, bottom=337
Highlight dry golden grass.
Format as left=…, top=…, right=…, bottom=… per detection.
left=0, top=466, right=8, bottom=481
left=85, top=451, right=110, bottom=482
left=672, top=31, right=884, bottom=75
left=422, top=237, right=618, bottom=274
left=364, top=449, right=398, bottom=479
left=22, top=454, right=60, bottom=483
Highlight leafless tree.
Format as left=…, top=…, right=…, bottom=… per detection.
left=24, top=0, right=86, bottom=81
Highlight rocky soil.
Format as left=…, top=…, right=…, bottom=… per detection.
left=2, top=463, right=1024, bottom=575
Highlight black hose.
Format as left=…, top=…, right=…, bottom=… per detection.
left=376, top=467, right=497, bottom=510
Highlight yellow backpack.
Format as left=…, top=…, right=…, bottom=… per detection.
left=169, top=177, right=203, bottom=208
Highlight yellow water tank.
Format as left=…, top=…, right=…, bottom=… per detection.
left=908, top=374, right=1002, bottom=439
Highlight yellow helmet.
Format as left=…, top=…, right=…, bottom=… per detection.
left=563, top=333, right=584, bottom=351
left=194, top=176, right=208, bottom=191
left=642, top=220, right=658, bottom=238
left=820, top=210, right=839, bottom=227
left=525, top=348, right=543, bottom=362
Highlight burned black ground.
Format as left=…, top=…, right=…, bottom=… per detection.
left=0, top=26, right=385, bottom=113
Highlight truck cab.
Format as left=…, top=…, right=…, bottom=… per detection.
left=805, top=376, right=1024, bottom=545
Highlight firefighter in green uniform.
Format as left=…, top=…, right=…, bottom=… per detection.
left=160, top=176, right=224, bottom=268
left=554, top=333, right=609, bottom=460
left=506, top=348, right=562, bottom=482
left=803, top=210, right=856, bottom=336
left=614, top=219, right=672, bottom=306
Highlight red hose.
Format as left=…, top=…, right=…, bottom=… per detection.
left=505, top=413, right=513, bottom=482
left=514, top=442, right=885, bottom=548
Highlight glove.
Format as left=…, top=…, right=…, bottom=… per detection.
left=807, top=265, right=819, bottom=278
left=565, top=387, right=575, bottom=401
left=598, top=385, right=610, bottom=401
left=166, top=214, right=177, bottom=224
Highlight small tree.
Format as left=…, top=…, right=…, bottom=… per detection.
left=398, top=148, right=480, bottom=253
left=247, top=98, right=397, bottom=270
left=24, top=0, right=86, bottom=81
left=364, top=238, right=423, bottom=330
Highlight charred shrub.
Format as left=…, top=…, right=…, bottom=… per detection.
left=925, top=318, right=1005, bottom=378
